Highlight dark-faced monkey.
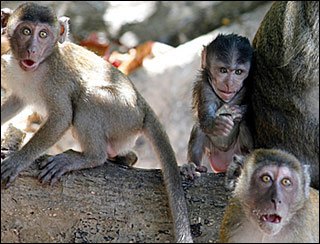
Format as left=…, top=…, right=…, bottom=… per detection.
left=182, top=33, right=254, bottom=180
left=219, top=149, right=319, bottom=243
left=250, top=1, right=319, bottom=189
left=1, top=3, right=193, bottom=242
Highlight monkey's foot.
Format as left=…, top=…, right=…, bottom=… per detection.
left=38, top=151, right=104, bottom=185
left=180, top=162, right=208, bottom=180
left=107, top=151, right=138, bottom=166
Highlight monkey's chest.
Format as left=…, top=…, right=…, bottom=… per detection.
left=5, top=59, right=48, bottom=116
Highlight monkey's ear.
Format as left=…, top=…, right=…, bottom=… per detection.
left=201, top=46, right=207, bottom=69
left=1, top=8, right=13, bottom=35
left=58, top=16, right=70, bottom=44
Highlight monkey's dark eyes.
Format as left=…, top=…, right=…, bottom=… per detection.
left=22, top=28, right=31, bottom=36
left=219, top=67, right=227, bottom=73
left=235, top=69, right=243, bottom=75
left=261, top=175, right=271, bottom=183
left=281, top=178, right=291, bottom=186
left=39, top=31, right=48, bottom=38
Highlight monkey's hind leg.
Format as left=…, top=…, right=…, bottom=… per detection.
left=38, top=125, right=108, bottom=185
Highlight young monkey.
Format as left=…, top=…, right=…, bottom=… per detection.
left=182, top=33, right=254, bottom=180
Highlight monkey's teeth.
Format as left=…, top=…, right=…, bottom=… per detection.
left=261, top=214, right=281, bottom=224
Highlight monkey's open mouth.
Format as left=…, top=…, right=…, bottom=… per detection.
left=260, top=214, right=282, bottom=224
left=22, top=59, right=35, bottom=67
left=20, top=59, right=38, bottom=71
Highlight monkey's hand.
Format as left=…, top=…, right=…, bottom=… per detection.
left=181, top=162, right=208, bottom=180
left=1, top=154, right=28, bottom=188
left=230, top=105, right=246, bottom=122
left=212, top=115, right=234, bottom=137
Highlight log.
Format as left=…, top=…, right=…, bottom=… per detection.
left=1, top=159, right=230, bottom=243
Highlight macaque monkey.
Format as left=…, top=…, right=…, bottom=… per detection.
left=0, top=3, right=193, bottom=242
left=250, top=1, right=319, bottom=189
left=219, top=149, right=319, bottom=243
left=182, top=33, right=253, bottom=180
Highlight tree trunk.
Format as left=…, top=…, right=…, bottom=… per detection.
left=1, top=160, right=229, bottom=243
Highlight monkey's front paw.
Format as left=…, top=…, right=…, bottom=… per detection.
left=39, top=154, right=73, bottom=185
left=1, top=157, right=24, bottom=188
left=181, top=162, right=207, bottom=180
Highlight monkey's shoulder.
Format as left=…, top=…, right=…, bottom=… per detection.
left=59, top=42, right=108, bottom=68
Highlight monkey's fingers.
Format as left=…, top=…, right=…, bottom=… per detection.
left=181, top=163, right=202, bottom=180
left=39, top=157, right=55, bottom=169
left=213, top=125, right=233, bottom=137
left=217, top=115, right=234, bottom=127
left=39, top=164, right=66, bottom=185
left=39, top=155, right=73, bottom=185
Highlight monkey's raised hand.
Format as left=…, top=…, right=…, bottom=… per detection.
left=212, top=115, right=234, bottom=137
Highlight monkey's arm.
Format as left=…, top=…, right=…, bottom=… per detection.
left=1, top=94, right=24, bottom=125
left=1, top=97, right=73, bottom=187
left=195, top=80, right=235, bottom=147
left=182, top=123, right=209, bottom=180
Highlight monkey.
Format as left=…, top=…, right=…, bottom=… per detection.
left=249, top=1, right=319, bottom=189
left=0, top=3, right=193, bottom=242
left=219, top=149, right=319, bottom=243
left=181, top=33, right=254, bottom=180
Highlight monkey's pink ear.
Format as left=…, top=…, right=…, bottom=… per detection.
left=1, top=8, right=13, bottom=35
left=201, top=46, right=207, bottom=69
left=58, top=16, right=70, bottom=44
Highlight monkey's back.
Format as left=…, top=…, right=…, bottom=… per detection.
left=54, top=42, right=146, bottom=137
left=251, top=1, right=319, bottom=188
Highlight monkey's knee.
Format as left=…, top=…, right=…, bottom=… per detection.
left=108, top=150, right=138, bottom=166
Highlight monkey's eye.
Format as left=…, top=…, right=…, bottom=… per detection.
left=261, top=175, right=272, bottom=183
left=39, top=31, right=48, bottom=38
left=219, top=67, right=228, bottom=73
left=281, top=178, right=291, bottom=186
left=235, top=69, right=243, bottom=75
left=22, top=28, right=31, bottom=36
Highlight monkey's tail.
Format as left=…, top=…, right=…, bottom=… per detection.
left=142, top=104, right=193, bottom=243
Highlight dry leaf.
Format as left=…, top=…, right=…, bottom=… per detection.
left=109, top=41, right=154, bottom=75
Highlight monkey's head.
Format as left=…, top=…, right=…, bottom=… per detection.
left=235, top=149, right=310, bottom=236
left=2, top=2, right=68, bottom=72
left=202, top=33, right=253, bottom=102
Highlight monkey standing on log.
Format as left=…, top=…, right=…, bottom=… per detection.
left=250, top=1, right=319, bottom=189
left=219, top=149, right=319, bottom=243
left=182, top=33, right=254, bottom=180
left=0, top=3, right=193, bottom=242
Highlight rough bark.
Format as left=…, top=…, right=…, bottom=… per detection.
left=1, top=159, right=230, bottom=243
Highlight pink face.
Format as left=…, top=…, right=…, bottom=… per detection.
left=208, top=59, right=250, bottom=102
left=247, top=165, right=301, bottom=235
left=9, top=21, right=57, bottom=72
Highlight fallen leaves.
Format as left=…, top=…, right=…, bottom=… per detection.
left=78, top=33, right=154, bottom=75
